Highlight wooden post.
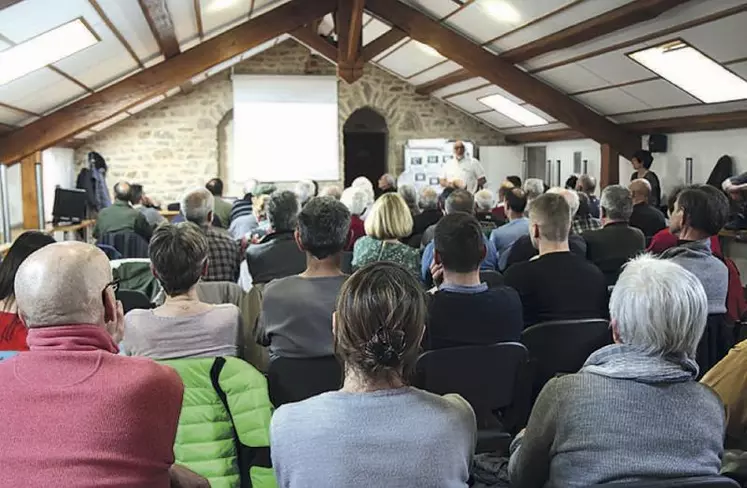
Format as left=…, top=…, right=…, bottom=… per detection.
left=21, top=152, right=41, bottom=230
left=600, top=143, right=620, bottom=189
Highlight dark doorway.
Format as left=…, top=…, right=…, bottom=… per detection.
left=343, top=107, right=387, bottom=187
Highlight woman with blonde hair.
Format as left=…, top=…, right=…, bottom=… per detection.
left=352, top=193, right=420, bottom=275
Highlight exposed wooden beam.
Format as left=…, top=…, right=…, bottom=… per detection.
left=20, top=152, right=41, bottom=229
left=336, top=0, right=365, bottom=83
left=505, top=129, right=585, bottom=144
left=0, top=0, right=22, bottom=11
left=368, top=0, right=640, bottom=158
left=0, top=0, right=337, bottom=165
left=89, top=0, right=145, bottom=69
left=0, top=122, right=16, bottom=135
left=361, top=28, right=407, bottom=63
left=139, top=0, right=181, bottom=59
left=291, top=26, right=338, bottom=62
left=600, top=144, right=620, bottom=187
left=415, top=68, right=474, bottom=95
left=501, top=0, right=690, bottom=64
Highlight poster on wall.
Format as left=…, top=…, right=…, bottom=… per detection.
left=401, top=139, right=477, bottom=193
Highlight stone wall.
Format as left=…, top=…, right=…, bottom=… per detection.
left=75, top=40, right=503, bottom=203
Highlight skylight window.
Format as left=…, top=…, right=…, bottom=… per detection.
left=477, top=0, right=521, bottom=24
left=0, top=19, right=99, bottom=87
left=628, top=40, right=747, bottom=103
left=479, top=94, right=548, bottom=127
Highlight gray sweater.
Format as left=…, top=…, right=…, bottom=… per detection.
left=271, top=387, right=476, bottom=488
left=661, top=239, right=728, bottom=314
left=508, top=372, right=725, bottom=487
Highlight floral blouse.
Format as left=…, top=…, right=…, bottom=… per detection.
left=352, top=236, right=420, bottom=277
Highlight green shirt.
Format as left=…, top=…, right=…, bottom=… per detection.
left=93, top=200, right=152, bottom=241
left=213, top=198, right=232, bottom=228
left=352, top=236, right=420, bottom=277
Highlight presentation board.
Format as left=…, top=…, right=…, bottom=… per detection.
left=400, top=139, right=475, bottom=193
left=232, top=75, right=339, bottom=182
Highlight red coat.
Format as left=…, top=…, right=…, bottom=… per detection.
left=347, top=215, right=366, bottom=251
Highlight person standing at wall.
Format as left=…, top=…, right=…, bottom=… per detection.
left=440, top=141, right=486, bottom=194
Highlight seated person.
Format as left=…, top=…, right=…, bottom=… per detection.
left=661, top=185, right=729, bottom=316
left=629, top=178, right=666, bottom=239
left=504, top=193, right=607, bottom=327
left=377, top=173, right=397, bottom=198
left=576, top=174, right=600, bottom=218
left=0, top=231, right=55, bottom=351
left=502, top=188, right=587, bottom=271
left=352, top=193, right=420, bottom=276
left=271, top=262, right=476, bottom=487
left=412, top=186, right=442, bottom=237
left=425, top=213, right=522, bottom=350
left=422, top=190, right=499, bottom=283
left=294, top=179, right=317, bottom=207
left=123, top=223, right=242, bottom=359
left=206, top=177, right=232, bottom=228
left=583, top=185, right=645, bottom=286
left=702, top=338, right=747, bottom=450
left=319, top=185, right=342, bottom=200
left=181, top=186, right=241, bottom=282
left=131, top=184, right=166, bottom=228
left=229, top=182, right=275, bottom=239
left=341, top=186, right=368, bottom=251
left=474, top=189, right=503, bottom=235
left=491, top=180, right=514, bottom=221
left=571, top=192, right=601, bottom=234
left=420, top=187, right=454, bottom=248
left=490, top=188, right=529, bottom=270
left=0, top=242, right=185, bottom=487
left=398, top=184, right=420, bottom=218
left=93, top=181, right=152, bottom=242
left=246, top=191, right=306, bottom=285
left=258, top=197, right=349, bottom=359
left=246, top=194, right=271, bottom=243
left=509, top=255, right=724, bottom=487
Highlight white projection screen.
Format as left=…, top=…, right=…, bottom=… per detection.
left=232, top=75, right=339, bottom=182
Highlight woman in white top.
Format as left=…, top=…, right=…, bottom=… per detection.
left=270, top=262, right=476, bottom=488
left=122, top=222, right=241, bottom=359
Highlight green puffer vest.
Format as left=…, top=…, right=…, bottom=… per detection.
left=162, top=357, right=277, bottom=488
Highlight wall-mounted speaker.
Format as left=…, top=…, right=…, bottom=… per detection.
left=648, top=133, right=668, bottom=153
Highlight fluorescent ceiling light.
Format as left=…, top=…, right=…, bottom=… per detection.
left=479, top=94, right=548, bottom=126
left=414, top=41, right=442, bottom=58
left=478, top=0, right=521, bottom=24
left=206, top=0, right=239, bottom=13
left=0, top=19, right=99, bottom=87
left=628, top=40, right=747, bottom=103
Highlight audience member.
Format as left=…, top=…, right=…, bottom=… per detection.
left=353, top=193, right=420, bottom=276
left=377, top=173, right=397, bottom=198
left=130, top=184, right=166, bottom=228
left=229, top=182, right=276, bottom=238
left=398, top=184, right=420, bottom=217
left=702, top=338, right=747, bottom=450
left=506, top=175, right=522, bottom=188
left=425, top=213, right=522, bottom=350
left=509, top=255, right=724, bottom=487
left=661, top=185, right=729, bottom=316
left=421, top=187, right=456, bottom=247
left=0, top=242, right=184, bottom=487
left=440, top=140, right=486, bottom=193
left=583, top=185, right=644, bottom=286
left=502, top=188, right=588, bottom=270
left=490, top=188, right=529, bottom=270
left=504, top=193, right=607, bottom=327
left=181, top=187, right=241, bottom=282
left=629, top=178, right=666, bottom=238
left=647, top=187, right=722, bottom=256
left=630, top=149, right=662, bottom=208
left=576, top=174, right=600, bottom=218
left=492, top=180, right=514, bottom=221
left=474, top=189, right=501, bottom=234
left=257, top=197, right=349, bottom=359
left=319, top=184, right=342, bottom=200
left=412, top=186, right=442, bottom=237
left=246, top=191, right=306, bottom=284
left=271, top=263, right=475, bottom=487
left=421, top=190, right=499, bottom=283
left=523, top=178, right=545, bottom=202
left=229, top=178, right=257, bottom=222
left=295, top=179, right=317, bottom=207
left=122, top=223, right=241, bottom=358
left=206, top=178, right=232, bottom=228
left=341, top=186, right=368, bottom=251
left=93, top=181, right=152, bottom=242
left=572, top=192, right=602, bottom=234
left=0, top=232, right=56, bottom=351
left=564, top=175, right=578, bottom=190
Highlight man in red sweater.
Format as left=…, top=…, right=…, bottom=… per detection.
left=0, top=242, right=191, bottom=488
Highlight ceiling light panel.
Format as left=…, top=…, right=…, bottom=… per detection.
left=479, top=93, right=548, bottom=126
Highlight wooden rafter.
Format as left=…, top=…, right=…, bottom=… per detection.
left=139, top=0, right=181, bottom=59
left=361, top=28, right=407, bottom=63
left=0, top=0, right=22, bottom=11
left=367, top=0, right=640, bottom=158
left=415, top=69, right=473, bottom=95
left=89, top=0, right=144, bottom=69
left=291, top=26, right=337, bottom=62
left=0, top=0, right=337, bottom=164
left=335, top=0, right=365, bottom=83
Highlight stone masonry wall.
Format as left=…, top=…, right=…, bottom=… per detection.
left=75, top=40, right=503, bottom=203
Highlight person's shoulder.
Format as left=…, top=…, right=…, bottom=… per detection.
left=211, top=303, right=241, bottom=318
left=263, top=275, right=297, bottom=293
left=504, top=259, right=532, bottom=280
left=124, top=308, right=152, bottom=326
left=272, top=391, right=338, bottom=427
left=485, top=285, right=522, bottom=303
left=111, top=356, right=184, bottom=396
left=411, top=388, right=476, bottom=423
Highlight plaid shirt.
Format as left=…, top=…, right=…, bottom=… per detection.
left=572, top=217, right=602, bottom=235
left=202, top=226, right=242, bottom=282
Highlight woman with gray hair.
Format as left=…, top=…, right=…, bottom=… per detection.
left=398, top=184, right=420, bottom=217
left=341, top=186, right=368, bottom=251
left=509, top=255, right=725, bottom=487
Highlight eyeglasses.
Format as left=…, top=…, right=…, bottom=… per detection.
left=105, top=279, right=120, bottom=294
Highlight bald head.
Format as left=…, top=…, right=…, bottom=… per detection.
left=113, top=181, right=131, bottom=202
left=15, top=242, right=112, bottom=328
left=630, top=178, right=651, bottom=205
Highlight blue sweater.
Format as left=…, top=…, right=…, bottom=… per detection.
left=421, top=235, right=498, bottom=283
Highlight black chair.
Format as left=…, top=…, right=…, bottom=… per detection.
left=267, top=356, right=342, bottom=407
left=414, top=342, right=530, bottom=454
left=116, top=290, right=153, bottom=313
left=98, top=231, right=149, bottom=259
left=340, top=251, right=354, bottom=274
left=479, top=270, right=504, bottom=288
left=698, top=314, right=734, bottom=377
left=407, top=233, right=423, bottom=249
left=521, top=319, right=611, bottom=399
left=590, top=476, right=740, bottom=487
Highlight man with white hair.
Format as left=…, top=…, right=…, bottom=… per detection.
left=377, top=173, right=397, bottom=198
left=474, top=189, right=501, bottom=235
left=412, top=186, right=442, bottom=237
left=295, top=179, right=317, bottom=207
left=523, top=178, right=545, bottom=202
left=0, top=242, right=188, bottom=486
left=504, top=193, right=607, bottom=327
left=181, top=186, right=241, bottom=282
left=440, top=140, right=486, bottom=193
left=319, top=185, right=342, bottom=200
left=577, top=174, right=600, bottom=218
left=629, top=178, right=666, bottom=239
left=351, top=176, right=375, bottom=212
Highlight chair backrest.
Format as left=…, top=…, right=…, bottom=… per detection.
left=415, top=342, right=528, bottom=417
left=267, top=356, right=342, bottom=407
left=590, top=476, right=740, bottom=487
left=340, top=251, right=354, bottom=274
left=521, top=319, right=611, bottom=394
left=116, top=289, right=153, bottom=313
left=97, top=243, right=123, bottom=260
left=98, top=231, right=149, bottom=259
left=479, top=270, right=504, bottom=288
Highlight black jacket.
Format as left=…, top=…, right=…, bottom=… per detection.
left=583, top=222, right=645, bottom=286
left=629, top=202, right=666, bottom=238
